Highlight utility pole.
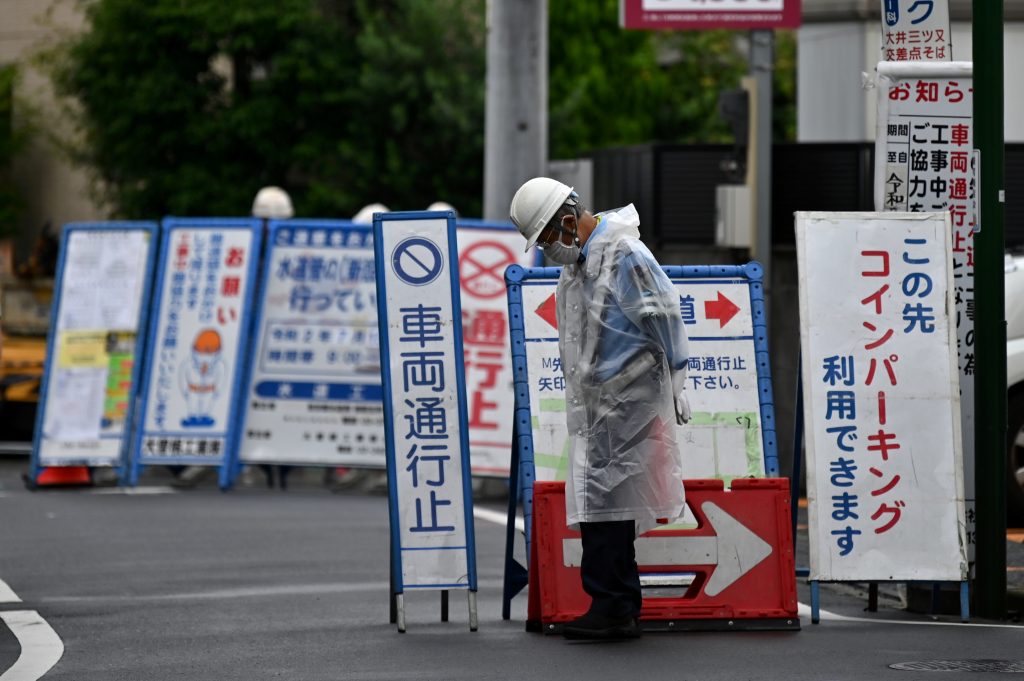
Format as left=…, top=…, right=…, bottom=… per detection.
left=749, top=29, right=773, bottom=302
left=483, top=0, right=548, bottom=221
left=972, top=0, right=1007, bottom=619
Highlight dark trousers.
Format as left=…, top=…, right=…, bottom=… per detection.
left=579, top=520, right=642, bottom=618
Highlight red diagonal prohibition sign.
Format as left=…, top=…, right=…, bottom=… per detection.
left=459, top=241, right=516, bottom=299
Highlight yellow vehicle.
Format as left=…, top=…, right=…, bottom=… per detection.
left=0, top=278, right=50, bottom=445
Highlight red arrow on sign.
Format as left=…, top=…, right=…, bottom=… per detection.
left=705, top=292, right=739, bottom=328
left=535, top=293, right=558, bottom=330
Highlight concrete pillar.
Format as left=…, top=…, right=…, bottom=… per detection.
left=483, top=0, right=547, bottom=221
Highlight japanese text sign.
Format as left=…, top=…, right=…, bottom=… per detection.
left=796, top=212, right=967, bottom=582
left=875, top=60, right=976, bottom=553
left=508, top=264, right=777, bottom=487
left=240, top=221, right=384, bottom=467
left=131, top=219, right=261, bottom=479
left=620, top=0, right=801, bottom=30
left=880, top=0, right=951, bottom=62
left=374, top=211, right=477, bottom=592
left=33, top=223, right=156, bottom=469
left=456, top=222, right=536, bottom=477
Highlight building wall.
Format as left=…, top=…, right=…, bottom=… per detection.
left=1, top=0, right=102, bottom=256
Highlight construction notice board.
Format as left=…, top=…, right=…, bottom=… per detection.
left=239, top=221, right=384, bottom=467
left=130, top=218, right=261, bottom=487
left=874, top=60, right=976, bottom=557
left=32, top=223, right=157, bottom=470
left=374, top=210, right=477, bottom=594
left=510, top=263, right=777, bottom=486
left=796, top=211, right=967, bottom=582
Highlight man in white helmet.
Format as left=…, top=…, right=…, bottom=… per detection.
left=510, top=177, right=690, bottom=640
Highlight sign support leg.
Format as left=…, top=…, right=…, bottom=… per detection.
left=396, top=593, right=406, bottom=633
left=389, top=537, right=397, bottom=624
left=468, top=591, right=479, bottom=632
left=867, top=583, right=878, bottom=612
left=441, top=590, right=449, bottom=622
left=502, top=423, right=528, bottom=619
left=810, top=581, right=820, bottom=624
left=959, top=581, right=970, bottom=623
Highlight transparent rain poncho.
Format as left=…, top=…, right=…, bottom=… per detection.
left=556, top=204, right=689, bottom=535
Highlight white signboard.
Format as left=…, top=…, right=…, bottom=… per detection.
left=796, top=211, right=967, bottom=582
left=375, top=211, right=476, bottom=592
left=456, top=223, right=536, bottom=476
left=34, top=224, right=155, bottom=467
left=875, top=60, right=976, bottom=555
left=881, top=0, right=951, bottom=62
left=132, top=219, right=260, bottom=475
left=518, top=267, right=771, bottom=485
left=240, top=222, right=384, bottom=466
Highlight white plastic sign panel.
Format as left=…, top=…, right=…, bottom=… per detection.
left=875, top=60, right=976, bottom=555
left=32, top=223, right=156, bottom=468
left=374, top=211, right=477, bottom=592
left=518, top=268, right=772, bottom=484
left=796, top=211, right=967, bottom=582
left=239, top=221, right=384, bottom=467
left=455, top=222, right=536, bottom=477
left=131, top=219, right=261, bottom=479
left=880, top=0, right=951, bottom=62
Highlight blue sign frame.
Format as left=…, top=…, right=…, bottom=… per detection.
left=500, top=261, right=778, bottom=617
left=29, top=222, right=159, bottom=483
left=128, top=218, right=262, bottom=489
left=374, top=210, right=479, bottom=615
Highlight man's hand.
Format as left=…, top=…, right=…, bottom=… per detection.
left=671, top=370, right=690, bottom=425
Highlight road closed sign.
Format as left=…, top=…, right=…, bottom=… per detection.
left=456, top=223, right=536, bottom=477
left=373, top=210, right=478, bottom=629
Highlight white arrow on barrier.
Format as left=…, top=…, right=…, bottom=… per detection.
left=562, top=501, right=773, bottom=597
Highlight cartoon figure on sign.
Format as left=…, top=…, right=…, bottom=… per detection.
left=179, top=328, right=225, bottom=427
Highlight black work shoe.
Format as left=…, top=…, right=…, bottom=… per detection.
left=562, top=611, right=641, bottom=640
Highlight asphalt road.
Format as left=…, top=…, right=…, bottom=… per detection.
left=1, top=460, right=1022, bottom=681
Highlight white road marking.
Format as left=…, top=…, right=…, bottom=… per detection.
left=0, top=579, right=21, bottom=604
left=473, top=507, right=523, bottom=532
left=798, top=603, right=1024, bottom=629
left=36, top=578, right=505, bottom=604
left=89, top=486, right=177, bottom=495
left=0, top=610, right=64, bottom=681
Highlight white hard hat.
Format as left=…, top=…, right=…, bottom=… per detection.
left=352, top=203, right=390, bottom=224
left=509, top=177, right=573, bottom=252
left=251, top=186, right=294, bottom=219
left=427, top=201, right=457, bottom=215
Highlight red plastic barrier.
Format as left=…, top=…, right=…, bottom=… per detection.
left=35, top=466, right=91, bottom=487
left=527, top=479, right=799, bottom=632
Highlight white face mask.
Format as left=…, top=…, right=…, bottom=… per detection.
left=543, top=240, right=582, bottom=265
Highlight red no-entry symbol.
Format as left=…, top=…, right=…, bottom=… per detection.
left=459, top=241, right=516, bottom=299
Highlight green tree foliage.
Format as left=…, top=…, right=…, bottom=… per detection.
left=47, top=0, right=485, bottom=218
left=46, top=0, right=794, bottom=219
left=548, top=0, right=757, bottom=159
left=0, top=64, right=23, bottom=237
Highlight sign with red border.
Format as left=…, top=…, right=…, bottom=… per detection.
left=620, top=0, right=801, bottom=30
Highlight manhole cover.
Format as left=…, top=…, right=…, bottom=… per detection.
left=890, top=660, right=1024, bottom=673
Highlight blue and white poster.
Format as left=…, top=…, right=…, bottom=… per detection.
left=374, top=211, right=477, bottom=603
left=239, top=221, right=384, bottom=466
left=33, top=223, right=156, bottom=470
left=130, top=219, right=261, bottom=484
